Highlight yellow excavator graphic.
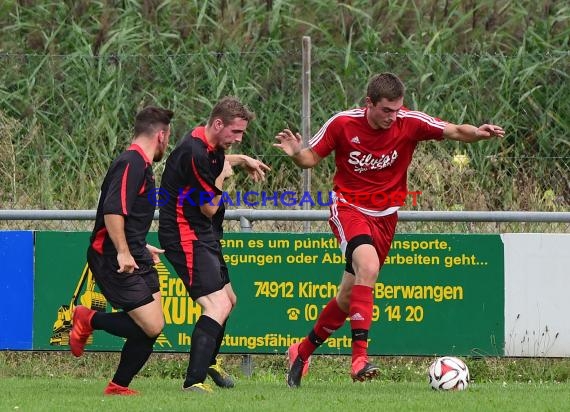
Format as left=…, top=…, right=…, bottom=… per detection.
left=50, top=263, right=107, bottom=346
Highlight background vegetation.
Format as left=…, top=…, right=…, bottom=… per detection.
left=0, top=0, right=568, bottom=217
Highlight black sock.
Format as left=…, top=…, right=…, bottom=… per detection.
left=184, top=316, right=221, bottom=388
left=112, top=334, right=158, bottom=387
left=210, top=319, right=227, bottom=366
left=91, top=311, right=147, bottom=339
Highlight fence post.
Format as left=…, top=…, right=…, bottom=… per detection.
left=239, top=216, right=252, bottom=232
left=302, top=35, right=312, bottom=232
left=239, top=214, right=254, bottom=376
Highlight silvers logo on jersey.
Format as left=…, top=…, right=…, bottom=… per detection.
left=348, top=150, right=398, bottom=173
left=350, top=136, right=361, bottom=144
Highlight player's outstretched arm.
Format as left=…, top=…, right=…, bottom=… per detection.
left=443, top=123, right=505, bottom=143
left=273, top=128, right=321, bottom=168
left=226, top=154, right=271, bottom=182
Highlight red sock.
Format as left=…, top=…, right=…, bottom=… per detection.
left=298, top=298, right=348, bottom=360
left=349, top=285, right=373, bottom=362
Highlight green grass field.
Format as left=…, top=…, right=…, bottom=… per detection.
left=2, top=352, right=570, bottom=411
left=2, top=376, right=569, bottom=412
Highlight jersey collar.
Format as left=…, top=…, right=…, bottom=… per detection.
left=127, top=143, right=152, bottom=165
left=192, top=126, right=216, bottom=152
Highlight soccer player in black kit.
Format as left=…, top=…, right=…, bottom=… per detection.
left=158, top=97, right=269, bottom=393
left=70, top=106, right=173, bottom=395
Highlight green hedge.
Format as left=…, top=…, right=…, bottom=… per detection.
left=0, top=0, right=568, bottom=211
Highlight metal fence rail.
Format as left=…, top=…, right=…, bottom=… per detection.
left=2, top=210, right=569, bottom=235
left=2, top=209, right=570, bottom=228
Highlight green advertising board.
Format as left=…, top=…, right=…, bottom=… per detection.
left=34, top=232, right=504, bottom=356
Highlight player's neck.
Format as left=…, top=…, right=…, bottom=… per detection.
left=204, top=125, right=218, bottom=149
left=204, top=126, right=218, bottom=147
left=131, top=137, right=155, bottom=164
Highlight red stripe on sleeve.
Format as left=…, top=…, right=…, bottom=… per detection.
left=121, top=163, right=130, bottom=215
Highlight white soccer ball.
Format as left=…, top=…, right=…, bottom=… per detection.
left=428, top=356, right=470, bottom=391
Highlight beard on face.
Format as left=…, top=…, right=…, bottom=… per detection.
left=153, top=148, right=165, bottom=162
left=217, top=141, right=234, bottom=151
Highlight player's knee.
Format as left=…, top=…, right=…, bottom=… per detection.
left=145, top=324, right=163, bottom=338
left=354, top=259, right=380, bottom=279
left=221, top=298, right=233, bottom=318
left=345, top=235, right=374, bottom=273
left=224, top=284, right=237, bottom=308
left=143, top=318, right=164, bottom=338
left=156, top=317, right=165, bottom=334
left=211, top=294, right=233, bottom=320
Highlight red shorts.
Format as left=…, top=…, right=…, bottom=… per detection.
left=328, top=201, right=398, bottom=266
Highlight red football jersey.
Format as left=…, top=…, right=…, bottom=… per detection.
left=310, top=107, right=446, bottom=212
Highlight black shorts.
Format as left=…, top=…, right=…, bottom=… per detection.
left=87, top=247, right=159, bottom=312
left=164, top=240, right=230, bottom=301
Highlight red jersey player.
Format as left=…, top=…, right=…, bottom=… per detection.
left=274, top=72, right=504, bottom=387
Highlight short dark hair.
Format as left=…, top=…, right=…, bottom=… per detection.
left=366, top=73, right=406, bottom=104
left=134, top=106, right=174, bottom=136
left=207, top=96, right=255, bottom=126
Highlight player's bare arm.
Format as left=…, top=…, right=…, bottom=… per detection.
left=226, top=154, right=271, bottom=182
left=274, top=128, right=322, bottom=168
left=443, top=123, right=505, bottom=143
left=200, top=160, right=233, bottom=218
left=104, top=214, right=139, bottom=273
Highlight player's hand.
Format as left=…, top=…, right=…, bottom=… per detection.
left=240, top=156, right=271, bottom=182
left=117, top=251, right=138, bottom=274
left=274, top=129, right=303, bottom=156
left=476, top=124, right=505, bottom=139
left=146, top=244, right=165, bottom=264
